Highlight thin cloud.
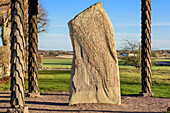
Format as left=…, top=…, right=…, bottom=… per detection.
left=115, top=24, right=140, bottom=27
left=115, top=33, right=140, bottom=37
left=38, top=33, right=169, bottom=50
left=50, top=25, right=67, bottom=27
left=38, top=33, right=72, bottom=50
left=39, top=33, right=69, bottom=38
left=152, top=23, right=170, bottom=26
left=152, top=39, right=170, bottom=50
left=114, top=23, right=170, bottom=27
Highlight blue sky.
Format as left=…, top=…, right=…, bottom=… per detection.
left=38, top=0, right=170, bottom=50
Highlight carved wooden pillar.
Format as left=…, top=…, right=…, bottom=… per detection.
left=140, top=0, right=154, bottom=97
left=8, top=0, right=28, bottom=112
left=27, top=0, right=40, bottom=98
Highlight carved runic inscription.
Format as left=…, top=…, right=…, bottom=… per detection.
left=68, top=2, right=121, bottom=105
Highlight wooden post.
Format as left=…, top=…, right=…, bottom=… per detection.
left=8, top=0, right=28, bottom=112
left=140, top=0, right=154, bottom=97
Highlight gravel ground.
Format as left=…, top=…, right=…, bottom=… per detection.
left=0, top=91, right=169, bottom=113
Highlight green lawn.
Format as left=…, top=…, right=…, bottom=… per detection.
left=0, top=58, right=169, bottom=98
left=36, top=70, right=70, bottom=91
left=152, top=58, right=170, bottom=62
left=43, top=58, right=170, bottom=69
left=120, top=67, right=170, bottom=98
left=43, top=59, right=72, bottom=69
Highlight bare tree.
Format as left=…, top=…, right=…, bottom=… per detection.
left=0, top=0, right=29, bottom=77
left=122, top=40, right=141, bottom=69
left=37, top=3, right=48, bottom=33
left=0, top=0, right=11, bottom=46
left=0, top=0, right=48, bottom=73
left=0, top=0, right=11, bottom=78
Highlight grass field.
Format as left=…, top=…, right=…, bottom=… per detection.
left=43, top=59, right=72, bottom=69
left=0, top=58, right=169, bottom=98
left=152, top=58, right=170, bottom=62
left=43, top=58, right=170, bottom=69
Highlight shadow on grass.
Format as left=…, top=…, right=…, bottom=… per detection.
left=118, top=61, right=133, bottom=66
left=120, top=81, right=140, bottom=85
left=118, top=63, right=128, bottom=66
left=39, top=78, right=69, bottom=83
left=121, top=94, right=139, bottom=97
left=38, top=70, right=71, bottom=74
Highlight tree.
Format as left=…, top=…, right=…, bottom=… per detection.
left=0, top=0, right=11, bottom=46
left=0, top=0, right=30, bottom=77
left=0, top=0, right=48, bottom=45
left=0, top=0, right=48, bottom=73
left=8, top=0, right=28, bottom=112
left=24, top=1, right=48, bottom=72
left=37, top=3, right=48, bottom=33
left=27, top=0, right=40, bottom=97
left=122, top=40, right=141, bottom=69
left=0, top=0, right=11, bottom=78
left=140, top=0, right=154, bottom=97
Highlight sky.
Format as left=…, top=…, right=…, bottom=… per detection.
left=37, top=0, right=170, bottom=51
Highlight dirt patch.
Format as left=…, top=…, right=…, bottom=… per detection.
left=0, top=91, right=169, bottom=113
left=55, top=55, right=73, bottom=59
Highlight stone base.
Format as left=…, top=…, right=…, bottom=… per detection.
left=26, top=92, right=40, bottom=98
left=139, top=92, right=154, bottom=97
left=7, top=106, right=28, bottom=113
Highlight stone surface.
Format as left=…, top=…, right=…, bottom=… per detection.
left=26, top=92, right=40, bottom=98
left=68, top=2, right=121, bottom=105
left=7, top=106, right=28, bottom=113
left=139, top=92, right=154, bottom=97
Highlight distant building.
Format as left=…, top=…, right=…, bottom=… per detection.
left=38, top=52, right=44, bottom=55
left=121, top=53, right=137, bottom=57
left=121, top=54, right=128, bottom=57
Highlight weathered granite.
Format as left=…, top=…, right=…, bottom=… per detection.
left=68, top=2, right=121, bottom=105
left=26, top=92, right=40, bottom=98
left=139, top=92, right=154, bottom=97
